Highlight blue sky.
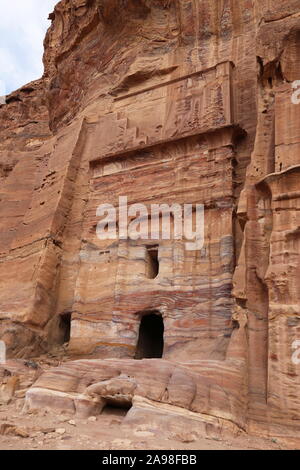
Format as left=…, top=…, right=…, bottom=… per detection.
left=0, top=0, right=58, bottom=95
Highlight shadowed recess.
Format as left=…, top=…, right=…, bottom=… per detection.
left=135, top=312, right=164, bottom=359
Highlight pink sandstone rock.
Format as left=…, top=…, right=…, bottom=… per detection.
left=0, top=0, right=299, bottom=442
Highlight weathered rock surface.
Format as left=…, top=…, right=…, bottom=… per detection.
left=0, top=0, right=300, bottom=442
left=25, top=357, right=247, bottom=438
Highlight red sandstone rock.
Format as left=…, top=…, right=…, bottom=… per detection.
left=0, top=0, right=300, bottom=442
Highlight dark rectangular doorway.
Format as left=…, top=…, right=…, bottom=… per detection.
left=135, top=311, right=164, bottom=359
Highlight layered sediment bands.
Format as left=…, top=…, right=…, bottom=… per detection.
left=25, top=358, right=248, bottom=433
left=232, top=2, right=300, bottom=436
left=0, top=0, right=300, bottom=440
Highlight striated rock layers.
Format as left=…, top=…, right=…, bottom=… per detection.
left=0, top=0, right=300, bottom=441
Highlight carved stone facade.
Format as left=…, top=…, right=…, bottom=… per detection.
left=0, top=0, right=300, bottom=442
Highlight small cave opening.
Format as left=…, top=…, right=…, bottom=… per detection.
left=59, top=312, right=71, bottom=343
left=146, top=245, right=159, bottom=279
left=101, top=405, right=131, bottom=418
left=101, top=398, right=132, bottom=419
left=102, top=399, right=132, bottom=418
left=135, top=312, right=164, bottom=359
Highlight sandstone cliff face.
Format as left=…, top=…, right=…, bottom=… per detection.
left=0, top=0, right=300, bottom=440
